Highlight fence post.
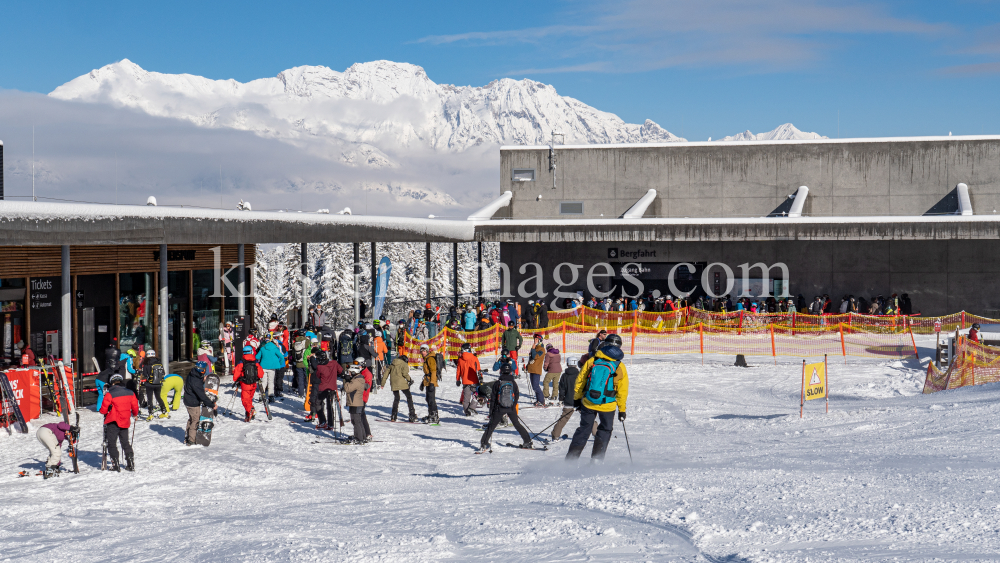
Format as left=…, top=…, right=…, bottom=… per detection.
left=770, top=324, right=776, bottom=364
left=738, top=310, right=743, bottom=336
left=699, top=322, right=704, bottom=364
left=792, top=310, right=796, bottom=336
left=962, top=311, right=966, bottom=330
left=909, top=328, right=918, bottom=359
left=562, top=321, right=567, bottom=353
left=631, top=318, right=637, bottom=357
left=839, top=323, right=847, bottom=362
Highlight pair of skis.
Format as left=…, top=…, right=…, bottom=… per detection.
left=44, top=356, right=80, bottom=474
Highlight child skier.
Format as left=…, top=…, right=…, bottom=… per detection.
left=232, top=346, right=263, bottom=422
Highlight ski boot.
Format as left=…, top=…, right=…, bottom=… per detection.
left=109, top=458, right=121, bottom=472
left=125, top=456, right=135, bottom=472
left=408, top=413, right=418, bottom=423
left=145, top=412, right=154, bottom=422
left=477, top=443, right=492, bottom=454
left=304, top=414, right=314, bottom=423
left=158, top=411, right=170, bottom=419
left=42, top=465, right=60, bottom=479
left=268, top=395, right=275, bottom=404
left=244, top=412, right=251, bottom=423
left=389, top=414, right=397, bottom=422
left=518, top=441, right=534, bottom=449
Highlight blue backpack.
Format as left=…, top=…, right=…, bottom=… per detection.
left=497, top=380, right=516, bottom=408
left=585, top=357, right=620, bottom=405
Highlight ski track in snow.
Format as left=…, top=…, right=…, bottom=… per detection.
left=3, top=335, right=1000, bottom=562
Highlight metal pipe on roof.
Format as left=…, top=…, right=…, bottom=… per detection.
left=160, top=244, right=168, bottom=367
left=61, top=245, right=72, bottom=376
left=620, top=189, right=657, bottom=219
left=788, top=186, right=809, bottom=218
left=957, top=183, right=973, bottom=216
left=467, top=191, right=512, bottom=220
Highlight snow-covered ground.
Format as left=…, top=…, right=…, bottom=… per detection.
left=3, top=335, right=1000, bottom=562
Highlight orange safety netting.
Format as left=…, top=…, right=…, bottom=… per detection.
left=923, top=337, right=1000, bottom=393
left=400, top=321, right=917, bottom=364
left=540, top=306, right=993, bottom=335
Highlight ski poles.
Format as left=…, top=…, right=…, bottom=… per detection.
left=529, top=408, right=574, bottom=443
left=621, top=420, right=633, bottom=464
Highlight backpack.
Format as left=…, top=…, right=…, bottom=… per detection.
left=584, top=357, right=620, bottom=405
left=239, top=360, right=260, bottom=385
left=435, top=352, right=445, bottom=377
left=149, top=363, right=166, bottom=385
left=339, top=335, right=353, bottom=357
left=497, top=380, right=515, bottom=408
left=293, top=340, right=306, bottom=363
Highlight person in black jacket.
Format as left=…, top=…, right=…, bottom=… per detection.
left=588, top=330, right=607, bottom=355
left=141, top=349, right=168, bottom=421
left=182, top=361, right=217, bottom=446
left=478, top=364, right=532, bottom=452
left=550, top=355, right=597, bottom=441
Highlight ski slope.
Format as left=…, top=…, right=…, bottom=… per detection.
left=3, top=336, right=1000, bottom=562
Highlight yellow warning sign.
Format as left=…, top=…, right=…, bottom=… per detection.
left=804, top=362, right=827, bottom=401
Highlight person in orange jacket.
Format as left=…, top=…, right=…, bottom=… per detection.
left=455, top=343, right=482, bottom=415
left=233, top=345, right=264, bottom=422
left=100, top=373, right=139, bottom=472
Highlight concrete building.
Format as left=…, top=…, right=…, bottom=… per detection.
left=495, top=136, right=1000, bottom=315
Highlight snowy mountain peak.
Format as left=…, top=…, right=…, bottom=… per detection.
left=718, top=123, right=827, bottom=142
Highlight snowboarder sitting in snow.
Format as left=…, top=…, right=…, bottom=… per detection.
left=479, top=363, right=532, bottom=452
left=566, top=333, right=629, bottom=461
left=100, top=373, right=139, bottom=472
left=344, top=360, right=372, bottom=443
left=183, top=361, right=217, bottom=445
left=233, top=346, right=263, bottom=422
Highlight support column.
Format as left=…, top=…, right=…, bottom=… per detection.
left=425, top=242, right=431, bottom=304
left=452, top=242, right=458, bottom=307
left=160, top=244, right=169, bottom=366
left=353, top=242, right=360, bottom=325
left=237, top=244, right=246, bottom=317
left=370, top=242, right=377, bottom=316
left=300, top=243, right=308, bottom=329
left=60, top=246, right=72, bottom=368
left=477, top=242, right=483, bottom=302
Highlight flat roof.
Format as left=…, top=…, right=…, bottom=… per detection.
left=501, top=135, right=1000, bottom=151
left=0, top=201, right=997, bottom=245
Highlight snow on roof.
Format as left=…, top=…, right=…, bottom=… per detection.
left=501, top=135, right=1000, bottom=151
left=481, top=214, right=1000, bottom=227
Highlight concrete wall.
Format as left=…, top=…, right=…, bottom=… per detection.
left=499, top=240, right=1000, bottom=316
left=499, top=137, right=1000, bottom=219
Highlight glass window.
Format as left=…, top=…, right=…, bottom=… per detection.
left=560, top=201, right=584, bottom=214
left=192, top=269, right=221, bottom=348
left=119, top=273, right=153, bottom=351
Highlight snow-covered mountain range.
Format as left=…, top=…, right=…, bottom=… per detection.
left=50, top=59, right=683, bottom=167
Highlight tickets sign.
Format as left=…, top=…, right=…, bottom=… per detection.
left=803, top=361, right=827, bottom=401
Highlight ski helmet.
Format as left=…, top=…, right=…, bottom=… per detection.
left=461, top=343, right=472, bottom=352
left=146, top=349, right=156, bottom=358
left=603, top=333, right=623, bottom=348
left=565, top=355, right=578, bottom=368
left=314, top=349, right=328, bottom=363
left=973, top=323, right=981, bottom=330
left=109, top=373, right=124, bottom=385
left=192, top=361, right=209, bottom=377
left=243, top=345, right=253, bottom=354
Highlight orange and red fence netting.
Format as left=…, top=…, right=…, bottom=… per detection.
left=400, top=321, right=918, bottom=364
left=924, top=337, right=1000, bottom=393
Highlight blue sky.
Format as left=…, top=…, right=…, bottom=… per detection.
left=2, top=0, right=999, bottom=141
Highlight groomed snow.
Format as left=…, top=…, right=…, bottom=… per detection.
left=3, top=335, right=999, bottom=562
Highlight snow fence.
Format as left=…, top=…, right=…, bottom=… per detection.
left=399, top=321, right=917, bottom=366
left=923, top=337, right=1000, bottom=393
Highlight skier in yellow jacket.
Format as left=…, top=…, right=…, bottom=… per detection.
left=566, top=333, right=629, bottom=460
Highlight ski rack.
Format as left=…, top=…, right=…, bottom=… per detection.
left=0, top=372, right=28, bottom=434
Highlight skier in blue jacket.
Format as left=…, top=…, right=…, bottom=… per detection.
left=463, top=308, right=477, bottom=331
left=256, top=333, right=285, bottom=402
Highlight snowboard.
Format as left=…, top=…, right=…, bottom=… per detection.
left=196, top=374, right=220, bottom=446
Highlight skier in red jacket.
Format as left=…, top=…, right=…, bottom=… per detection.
left=99, top=373, right=139, bottom=472
left=233, top=346, right=264, bottom=422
